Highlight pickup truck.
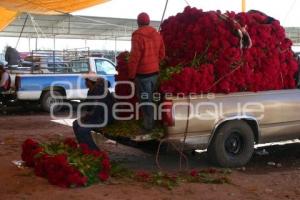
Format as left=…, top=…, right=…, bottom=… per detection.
left=14, top=57, right=117, bottom=112
left=162, top=89, right=300, bottom=167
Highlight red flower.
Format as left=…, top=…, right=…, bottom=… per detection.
left=190, top=169, right=198, bottom=177
left=22, top=138, right=112, bottom=188
left=102, top=158, right=111, bottom=171
left=21, top=139, right=42, bottom=167
left=135, top=171, right=151, bottom=182
left=44, top=155, right=70, bottom=187
left=159, top=6, right=298, bottom=95
left=98, top=171, right=109, bottom=181
left=115, top=51, right=138, bottom=118
left=64, top=138, right=78, bottom=148
left=34, top=154, right=49, bottom=177
left=67, top=171, right=88, bottom=187
left=79, top=143, right=92, bottom=155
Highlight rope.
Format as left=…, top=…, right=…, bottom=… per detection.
left=159, top=0, right=169, bottom=31
left=183, top=0, right=191, bottom=6
left=179, top=96, right=190, bottom=171
left=155, top=139, right=167, bottom=171
left=155, top=97, right=191, bottom=172
left=208, top=64, right=242, bottom=93
left=15, top=14, right=29, bottom=49
left=28, top=13, right=48, bottom=38
left=155, top=139, right=189, bottom=172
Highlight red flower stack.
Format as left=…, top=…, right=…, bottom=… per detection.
left=114, top=51, right=138, bottom=118
left=159, top=6, right=298, bottom=94
left=21, top=138, right=111, bottom=188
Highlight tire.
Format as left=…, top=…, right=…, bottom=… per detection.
left=207, top=120, right=255, bottom=168
left=41, top=90, right=64, bottom=113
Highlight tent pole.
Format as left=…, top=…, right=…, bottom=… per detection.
left=35, top=38, right=38, bottom=51
left=28, top=37, right=31, bottom=52
left=114, top=36, right=117, bottom=63
left=53, top=35, right=56, bottom=50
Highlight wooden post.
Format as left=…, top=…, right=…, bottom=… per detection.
left=242, top=0, right=246, bottom=12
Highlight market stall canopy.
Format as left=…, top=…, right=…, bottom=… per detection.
left=0, top=0, right=109, bottom=31
left=0, top=13, right=160, bottom=41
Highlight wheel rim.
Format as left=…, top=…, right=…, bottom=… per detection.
left=47, top=96, right=63, bottom=111
left=225, top=132, right=243, bottom=156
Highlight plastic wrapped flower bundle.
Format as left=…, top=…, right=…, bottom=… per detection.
left=159, top=6, right=298, bottom=94
left=21, top=138, right=111, bottom=188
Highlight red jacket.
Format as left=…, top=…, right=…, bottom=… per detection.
left=128, top=26, right=165, bottom=79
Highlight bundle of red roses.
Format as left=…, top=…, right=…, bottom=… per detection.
left=159, top=6, right=298, bottom=94
left=114, top=51, right=138, bottom=118
left=21, top=138, right=111, bottom=188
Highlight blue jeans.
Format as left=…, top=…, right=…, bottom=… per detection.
left=73, top=120, right=99, bottom=150
left=136, top=74, right=158, bottom=131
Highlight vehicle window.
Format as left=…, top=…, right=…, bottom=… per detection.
left=47, top=57, right=63, bottom=63
left=47, top=63, right=69, bottom=73
left=70, top=61, right=89, bottom=73
left=95, top=59, right=116, bottom=75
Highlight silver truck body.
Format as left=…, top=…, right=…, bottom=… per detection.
left=165, top=89, right=300, bottom=149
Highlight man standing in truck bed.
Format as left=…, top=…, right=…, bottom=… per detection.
left=5, top=46, right=20, bottom=67
left=128, top=12, right=165, bottom=138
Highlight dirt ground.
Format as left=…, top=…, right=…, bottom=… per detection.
left=0, top=108, right=300, bottom=200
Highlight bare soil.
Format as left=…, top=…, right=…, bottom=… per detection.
left=0, top=109, right=299, bottom=200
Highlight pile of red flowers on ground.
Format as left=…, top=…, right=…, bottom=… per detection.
left=21, top=138, right=111, bottom=188
left=114, top=51, right=138, bottom=118
left=159, top=6, right=298, bottom=94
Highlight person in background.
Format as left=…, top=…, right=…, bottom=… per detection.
left=5, top=46, right=20, bottom=66
left=0, top=62, right=10, bottom=93
left=295, top=53, right=300, bottom=87
left=73, top=76, right=114, bottom=150
left=128, top=12, right=165, bottom=138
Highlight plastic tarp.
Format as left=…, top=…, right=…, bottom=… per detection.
left=0, top=7, right=19, bottom=32
left=0, top=0, right=109, bottom=31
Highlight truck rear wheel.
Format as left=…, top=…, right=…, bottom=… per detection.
left=41, top=91, right=64, bottom=113
left=207, top=120, right=254, bottom=168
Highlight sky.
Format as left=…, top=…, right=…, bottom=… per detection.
left=74, top=0, right=300, bottom=27
left=1, top=0, right=300, bottom=53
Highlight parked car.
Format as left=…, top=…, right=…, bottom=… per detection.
left=14, top=57, right=117, bottom=112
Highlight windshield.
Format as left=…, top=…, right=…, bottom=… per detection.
left=95, top=59, right=116, bottom=75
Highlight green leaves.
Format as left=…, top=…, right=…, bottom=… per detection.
left=151, top=172, right=179, bottom=190
left=187, top=168, right=232, bottom=184
left=104, top=120, right=164, bottom=139
left=110, top=162, right=134, bottom=179
left=159, top=65, right=182, bottom=83
left=110, top=163, right=232, bottom=190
